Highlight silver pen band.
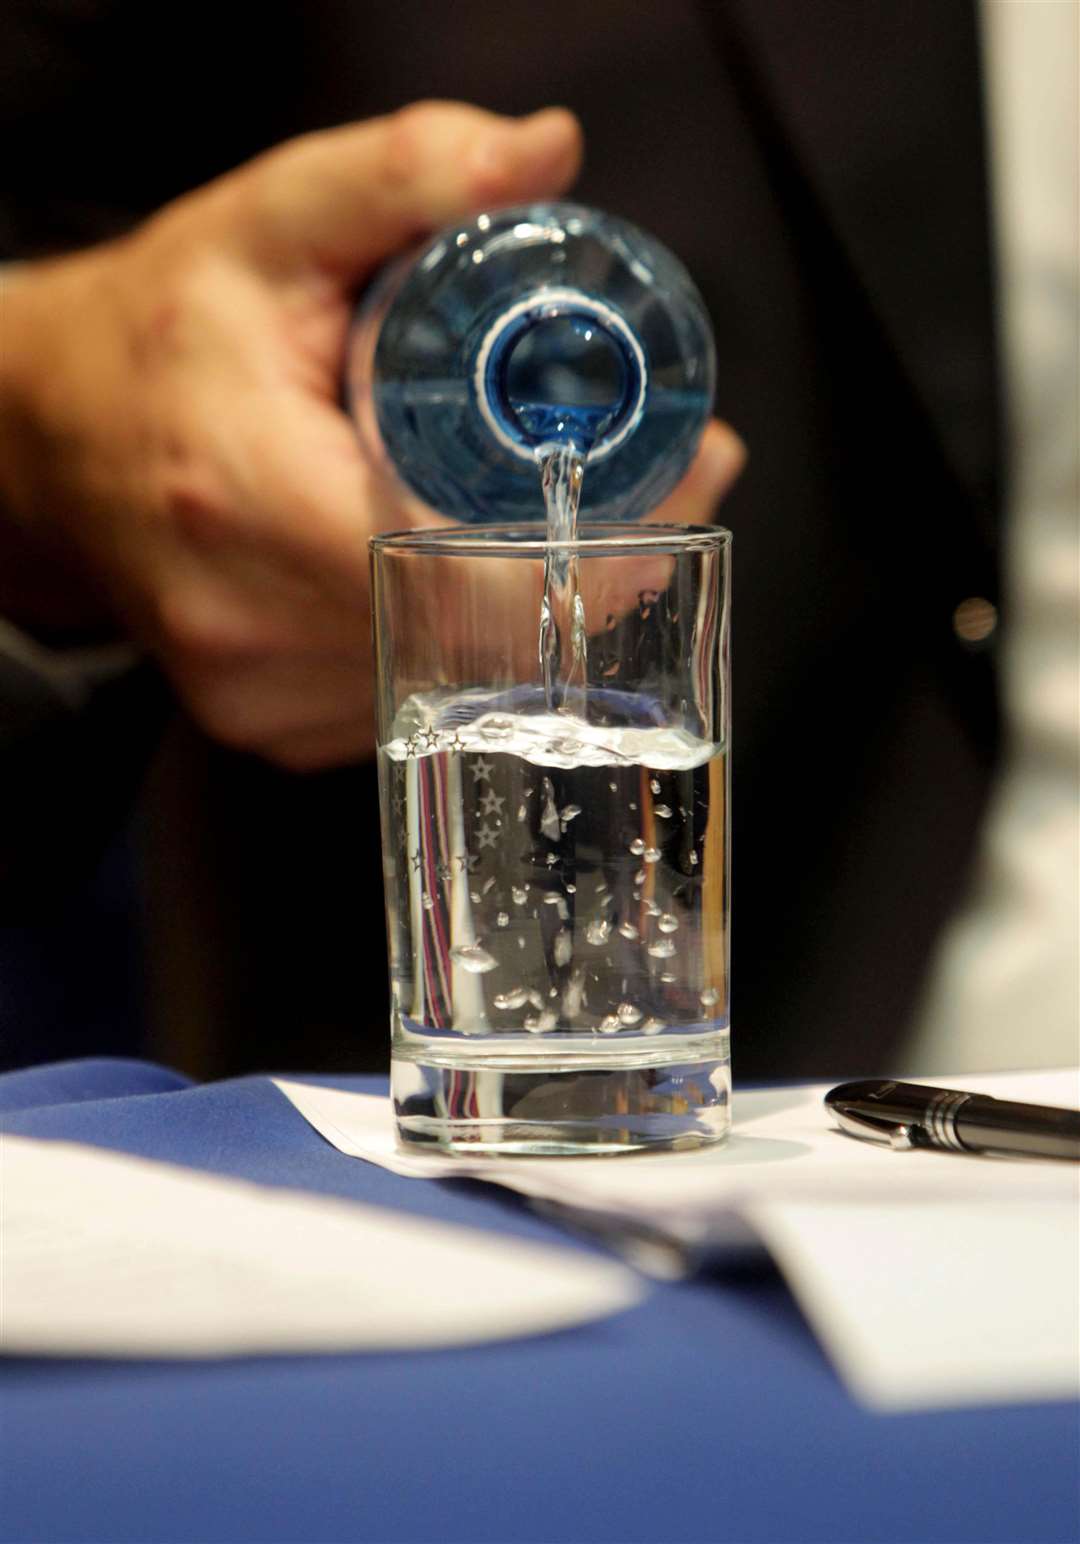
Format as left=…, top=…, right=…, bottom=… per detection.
left=925, top=1089, right=973, bottom=1151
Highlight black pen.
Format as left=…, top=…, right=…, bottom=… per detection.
left=825, top=1079, right=1080, bottom=1161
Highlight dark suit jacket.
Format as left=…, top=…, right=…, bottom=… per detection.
left=0, top=0, right=1001, bottom=1077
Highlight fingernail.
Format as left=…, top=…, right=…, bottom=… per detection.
left=516, top=107, right=580, bottom=164
left=470, top=108, right=580, bottom=190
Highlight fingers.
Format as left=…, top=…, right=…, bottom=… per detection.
left=239, top=102, right=583, bottom=282
left=263, top=718, right=376, bottom=773
left=152, top=407, right=745, bottom=770
left=168, top=646, right=377, bottom=770
left=645, top=419, right=746, bottom=527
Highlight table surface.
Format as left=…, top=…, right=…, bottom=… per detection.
left=2, top=1057, right=1077, bottom=1544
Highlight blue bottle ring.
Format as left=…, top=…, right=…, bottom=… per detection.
left=473, top=288, right=648, bottom=464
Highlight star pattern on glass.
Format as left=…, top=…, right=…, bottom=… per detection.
left=470, top=756, right=494, bottom=782
left=455, top=852, right=479, bottom=873
left=479, top=788, right=505, bottom=817
left=446, top=732, right=466, bottom=752
left=418, top=726, right=440, bottom=751
left=475, top=822, right=500, bottom=850
left=410, top=848, right=423, bottom=872
left=404, top=734, right=422, bottom=756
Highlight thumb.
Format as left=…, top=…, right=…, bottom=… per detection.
left=234, top=101, right=583, bottom=282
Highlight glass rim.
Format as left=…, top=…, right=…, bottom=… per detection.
left=369, top=521, right=731, bottom=558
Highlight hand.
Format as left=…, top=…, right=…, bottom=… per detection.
left=0, top=102, right=743, bottom=769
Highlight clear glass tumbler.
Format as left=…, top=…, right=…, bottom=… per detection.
left=371, top=523, right=731, bottom=1155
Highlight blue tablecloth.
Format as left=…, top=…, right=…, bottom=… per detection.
left=2, top=1058, right=1077, bottom=1544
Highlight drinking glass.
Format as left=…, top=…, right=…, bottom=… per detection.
left=371, top=523, right=731, bottom=1155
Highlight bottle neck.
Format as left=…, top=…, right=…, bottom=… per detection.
left=473, top=289, right=647, bottom=463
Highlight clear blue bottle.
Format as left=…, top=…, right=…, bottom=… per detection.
left=346, top=202, right=715, bottom=524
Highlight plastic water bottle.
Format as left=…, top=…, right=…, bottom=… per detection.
left=346, top=202, right=715, bottom=524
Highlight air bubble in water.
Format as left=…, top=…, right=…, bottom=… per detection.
left=517, top=804, right=528, bottom=822
left=657, top=913, right=679, bottom=934
left=512, top=886, right=528, bottom=905
left=496, top=911, right=510, bottom=928
left=644, top=847, right=661, bottom=864
left=527, top=990, right=544, bottom=1009
left=540, top=777, right=561, bottom=841
left=660, top=971, right=677, bottom=984
left=560, top=804, right=581, bottom=824
left=689, top=849, right=698, bottom=866
left=585, top=917, right=612, bottom=946
left=617, top=921, right=639, bottom=940
left=482, top=877, right=496, bottom=895
left=642, top=1018, right=665, bottom=1036
left=629, top=837, right=646, bottom=856
left=648, top=938, right=677, bottom=959
left=494, top=987, right=529, bottom=1010
left=524, top=1009, right=556, bottom=1033
left=650, top=778, right=662, bottom=795
left=655, top=805, right=673, bottom=820
left=700, top=987, right=720, bottom=1007
left=563, top=968, right=585, bottom=1016
left=634, top=869, right=647, bottom=886
left=450, top=943, right=497, bottom=973
left=553, top=929, right=572, bottom=966
left=617, top=1002, right=642, bottom=1025
left=598, top=1014, right=621, bottom=1034
left=644, top=900, right=661, bottom=917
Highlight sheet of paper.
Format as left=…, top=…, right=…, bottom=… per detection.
left=273, top=1070, right=1079, bottom=1228
left=746, top=1197, right=1079, bottom=1411
left=0, top=1136, right=642, bottom=1358
left=274, top=1070, right=1080, bottom=1409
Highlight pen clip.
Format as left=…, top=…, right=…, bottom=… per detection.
left=831, top=1107, right=917, bottom=1151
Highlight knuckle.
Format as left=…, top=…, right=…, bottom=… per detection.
left=192, top=701, right=258, bottom=755
left=381, top=101, right=444, bottom=189
left=131, top=230, right=224, bottom=345
left=152, top=585, right=255, bottom=668
left=238, top=142, right=305, bottom=239
left=163, top=480, right=235, bottom=549
left=173, top=668, right=279, bottom=759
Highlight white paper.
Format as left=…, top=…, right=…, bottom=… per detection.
left=273, top=1070, right=1079, bottom=1227
left=274, top=1070, right=1080, bottom=1409
left=746, top=1197, right=1080, bottom=1411
left=0, top=1136, right=643, bottom=1358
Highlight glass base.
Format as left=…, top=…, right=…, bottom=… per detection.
left=392, top=1038, right=730, bottom=1156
